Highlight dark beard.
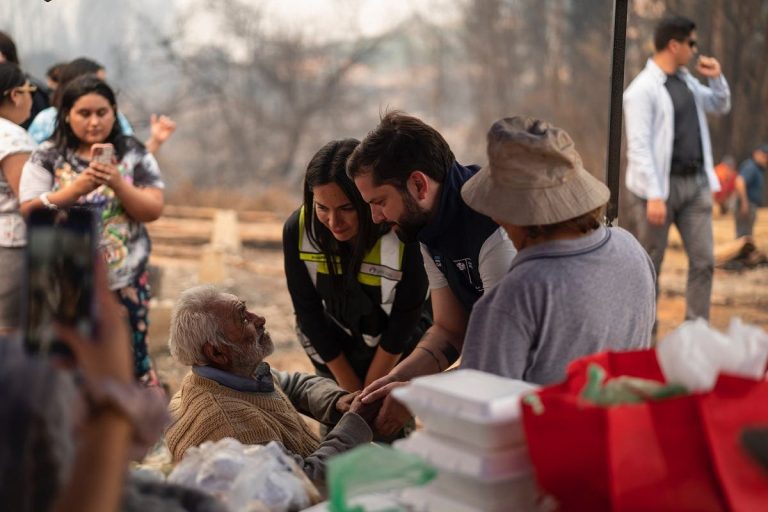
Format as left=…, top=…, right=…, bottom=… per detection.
left=394, top=190, right=430, bottom=243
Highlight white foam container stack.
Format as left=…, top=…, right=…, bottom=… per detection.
left=391, top=369, right=538, bottom=449
left=391, top=370, right=542, bottom=511
left=395, top=431, right=538, bottom=511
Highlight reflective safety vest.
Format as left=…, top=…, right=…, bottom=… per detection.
left=297, top=206, right=405, bottom=347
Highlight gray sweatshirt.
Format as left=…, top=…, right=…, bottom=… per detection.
left=461, top=226, right=655, bottom=385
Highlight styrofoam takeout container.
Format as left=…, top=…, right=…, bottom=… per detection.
left=402, top=473, right=540, bottom=512
left=395, top=431, right=538, bottom=511
left=391, top=369, right=538, bottom=448
left=394, top=430, right=532, bottom=482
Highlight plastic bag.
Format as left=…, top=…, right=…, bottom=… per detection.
left=657, top=318, right=768, bottom=392
left=327, top=444, right=436, bottom=512
left=168, top=437, right=318, bottom=512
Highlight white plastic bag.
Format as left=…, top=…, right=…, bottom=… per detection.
left=657, top=318, right=768, bottom=392
left=168, top=437, right=314, bottom=512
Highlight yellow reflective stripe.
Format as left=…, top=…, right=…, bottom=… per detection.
left=298, top=206, right=403, bottom=287
left=358, top=273, right=380, bottom=286
left=299, top=252, right=330, bottom=263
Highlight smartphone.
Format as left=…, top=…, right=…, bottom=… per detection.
left=23, top=208, right=98, bottom=357
left=91, top=143, right=114, bottom=165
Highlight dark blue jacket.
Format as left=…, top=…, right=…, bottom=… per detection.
left=418, top=162, right=501, bottom=313
left=739, top=157, right=766, bottom=206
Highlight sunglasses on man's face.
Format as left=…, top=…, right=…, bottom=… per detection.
left=685, top=39, right=698, bottom=49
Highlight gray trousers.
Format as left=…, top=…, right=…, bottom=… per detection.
left=630, top=173, right=713, bottom=321
left=735, top=201, right=758, bottom=238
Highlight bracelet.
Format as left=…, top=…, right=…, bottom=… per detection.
left=39, top=192, right=58, bottom=210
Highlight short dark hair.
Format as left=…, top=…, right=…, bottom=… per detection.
left=0, top=32, right=19, bottom=65
left=52, top=57, right=105, bottom=108
left=654, top=15, right=696, bottom=52
left=522, top=206, right=604, bottom=239
left=46, top=62, right=67, bottom=83
left=347, top=111, right=455, bottom=189
left=54, top=75, right=124, bottom=156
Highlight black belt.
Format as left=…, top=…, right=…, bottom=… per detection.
left=670, top=161, right=703, bottom=176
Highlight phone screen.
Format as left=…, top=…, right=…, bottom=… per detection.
left=23, top=208, right=97, bottom=357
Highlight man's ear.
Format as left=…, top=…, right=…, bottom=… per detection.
left=409, top=171, right=430, bottom=201
left=202, top=341, right=229, bottom=367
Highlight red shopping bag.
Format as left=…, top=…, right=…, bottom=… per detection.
left=521, top=350, right=768, bottom=512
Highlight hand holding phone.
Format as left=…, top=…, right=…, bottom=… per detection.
left=90, top=143, right=115, bottom=165
left=23, top=208, right=98, bottom=359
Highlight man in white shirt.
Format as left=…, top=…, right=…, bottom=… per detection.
left=624, top=15, right=730, bottom=324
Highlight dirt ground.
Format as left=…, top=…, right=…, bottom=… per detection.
left=149, top=209, right=768, bottom=396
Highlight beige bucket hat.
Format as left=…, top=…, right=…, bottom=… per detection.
left=461, top=116, right=610, bottom=226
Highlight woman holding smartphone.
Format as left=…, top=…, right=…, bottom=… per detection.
left=19, top=75, right=165, bottom=386
left=283, top=139, right=431, bottom=393
left=0, top=62, right=36, bottom=334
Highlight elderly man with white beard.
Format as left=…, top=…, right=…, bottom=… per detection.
left=164, top=285, right=378, bottom=483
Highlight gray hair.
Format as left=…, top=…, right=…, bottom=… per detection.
left=168, top=285, right=227, bottom=366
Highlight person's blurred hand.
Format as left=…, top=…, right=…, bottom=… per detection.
left=349, top=392, right=383, bottom=426
left=88, top=161, right=123, bottom=192
left=149, top=114, right=176, bottom=145
left=70, top=169, right=101, bottom=198
left=739, top=201, right=750, bottom=217
left=372, top=384, right=412, bottom=437
left=696, top=56, right=721, bottom=78
left=360, top=374, right=403, bottom=403
left=646, top=198, right=667, bottom=226
left=335, top=391, right=359, bottom=414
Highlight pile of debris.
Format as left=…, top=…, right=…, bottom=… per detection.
left=715, top=237, right=768, bottom=271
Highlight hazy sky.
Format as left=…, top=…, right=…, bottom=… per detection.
left=175, top=0, right=457, bottom=36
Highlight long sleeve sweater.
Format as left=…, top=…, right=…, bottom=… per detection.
left=165, top=370, right=372, bottom=483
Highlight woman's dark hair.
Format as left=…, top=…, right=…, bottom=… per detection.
left=46, top=62, right=67, bottom=84
left=0, top=62, right=26, bottom=105
left=303, top=138, right=387, bottom=283
left=53, top=75, right=125, bottom=157
left=51, top=57, right=104, bottom=108
left=523, top=206, right=604, bottom=240
left=0, top=32, right=19, bottom=65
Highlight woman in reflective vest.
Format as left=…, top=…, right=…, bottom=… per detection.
left=283, top=138, right=431, bottom=392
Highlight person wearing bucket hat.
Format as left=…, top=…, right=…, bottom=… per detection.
left=348, top=111, right=516, bottom=435
left=735, top=144, right=768, bottom=239
left=624, top=15, right=730, bottom=325
left=460, top=116, right=656, bottom=384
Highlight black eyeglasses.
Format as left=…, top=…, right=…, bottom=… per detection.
left=686, top=39, right=698, bottom=49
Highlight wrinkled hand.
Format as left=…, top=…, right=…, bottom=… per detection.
left=88, top=161, right=123, bottom=192
left=149, top=114, right=177, bottom=145
left=360, top=374, right=405, bottom=404
left=696, top=56, right=721, bottom=78
left=335, top=391, right=359, bottom=414
left=372, top=383, right=412, bottom=437
left=646, top=198, right=667, bottom=226
left=55, top=259, right=133, bottom=386
left=349, top=392, right=383, bottom=426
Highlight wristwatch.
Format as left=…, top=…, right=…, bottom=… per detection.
left=39, top=192, right=58, bottom=210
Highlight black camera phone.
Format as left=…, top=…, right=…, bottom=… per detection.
left=23, top=208, right=98, bottom=357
